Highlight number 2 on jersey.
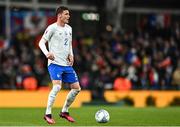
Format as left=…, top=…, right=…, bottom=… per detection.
left=64, top=38, right=68, bottom=46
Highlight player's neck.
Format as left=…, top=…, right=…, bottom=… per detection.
left=56, top=21, right=65, bottom=27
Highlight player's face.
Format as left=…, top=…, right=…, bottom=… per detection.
left=59, top=10, right=70, bottom=24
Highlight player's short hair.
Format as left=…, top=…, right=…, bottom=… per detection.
left=55, top=6, right=69, bottom=16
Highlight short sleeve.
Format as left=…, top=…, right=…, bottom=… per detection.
left=42, top=26, right=54, bottom=41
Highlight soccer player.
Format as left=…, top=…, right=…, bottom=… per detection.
left=38, top=6, right=81, bottom=124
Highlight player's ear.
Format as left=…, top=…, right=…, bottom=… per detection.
left=57, top=13, right=61, bottom=18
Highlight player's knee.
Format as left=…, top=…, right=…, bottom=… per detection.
left=49, top=85, right=61, bottom=97
left=71, top=82, right=81, bottom=90
left=53, top=84, right=61, bottom=92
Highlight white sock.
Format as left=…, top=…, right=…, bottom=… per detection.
left=62, top=89, right=81, bottom=113
left=45, top=85, right=61, bottom=115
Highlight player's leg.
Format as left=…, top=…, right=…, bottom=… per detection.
left=60, top=82, right=81, bottom=122
left=61, top=82, right=81, bottom=113
left=45, top=80, right=62, bottom=115
left=44, top=64, right=63, bottom=124
left=44, top=80, right=62, bottom=124
left=60, top=67, right=81, bottom=122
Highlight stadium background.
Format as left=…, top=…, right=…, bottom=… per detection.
left=0, top=0, right=180, bottom=126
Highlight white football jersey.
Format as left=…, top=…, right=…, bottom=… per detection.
left=42, top=23, right=73, bottom=66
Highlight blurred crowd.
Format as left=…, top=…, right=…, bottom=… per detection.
left=0, top=16, right=180, bottom=93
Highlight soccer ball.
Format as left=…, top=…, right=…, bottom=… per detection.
left=95, top=109, right=110, bottom=123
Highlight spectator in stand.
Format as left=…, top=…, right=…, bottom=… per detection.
left=0, top=14, right=179, bottom=93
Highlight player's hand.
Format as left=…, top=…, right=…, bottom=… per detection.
left=46, top=52, right=55, bottom=60
left=67, top=54, right=74, bottom=66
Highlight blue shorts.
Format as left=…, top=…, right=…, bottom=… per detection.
left=48, top=64, right=79, bottom=83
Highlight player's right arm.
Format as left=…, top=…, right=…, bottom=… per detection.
left=39, top=38, right=55, bottom=60
left=39, top=25, right=55, bottom=60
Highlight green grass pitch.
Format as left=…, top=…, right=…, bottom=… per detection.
left=0, top=106, right=180, bottom=126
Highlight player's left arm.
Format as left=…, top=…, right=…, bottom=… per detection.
left=67, top=27, right=74, bottom=66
